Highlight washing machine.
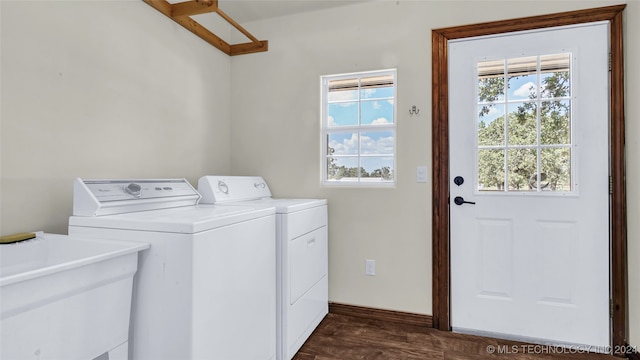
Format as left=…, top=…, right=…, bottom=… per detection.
left=197, top=176, right=328, bottom=360
left=68, top=178, right=277, bottom=360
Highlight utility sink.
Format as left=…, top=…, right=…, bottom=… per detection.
left=0, top=232, right=149, bottom=360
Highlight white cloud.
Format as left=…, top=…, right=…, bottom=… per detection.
left=371, top=117, right=389, bottom=125
left=514, top=81, right=537, bottom=98
left=329, top=133, right=358, bottom=155
left=363, top=89, right=376, bottom=98
left=328, top=133, right=394, bottom=155
left=328, top=90, right=357, bottom=103
left=327, top=115, right=335, bottom=126
left=360, top=134, right=394, bottom=154
left=487, top=106, right=499, bottom=115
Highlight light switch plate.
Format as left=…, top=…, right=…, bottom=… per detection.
left=416, top=166, right=428, bottom=183
left=365, top=259, right=375, bottom=276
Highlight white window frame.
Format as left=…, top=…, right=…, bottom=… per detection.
left=320, top=69, right=397, bottom=187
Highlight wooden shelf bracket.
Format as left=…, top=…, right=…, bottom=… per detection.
left=143, top=0, right=268, bottom=56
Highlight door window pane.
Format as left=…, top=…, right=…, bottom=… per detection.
left=478, top=104, right=505, bottom=146
left=507, top=148, right=537, bottom=191
left=476, top=53, right=573, bottom=194
left=540, top=53, right=571, bottom=99
left=507, top=56, right=538, bottom=100
left=540, top=100, right=570, bottom=145
left=541, top=147, right=571, bottom=191
left=478, top=149, right=505, bottom=191
left=477, top=59, right=505, bottom=103
left=507, top=102, right=537, bottom=146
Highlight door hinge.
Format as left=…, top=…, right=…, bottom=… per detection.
left=610, top=299, right=615, bottom=318
left=609, top=51, right=612, bottom=72
left=609, top=176, right=613, bottom=194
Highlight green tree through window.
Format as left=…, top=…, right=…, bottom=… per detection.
left=477, top=54, right=572, bottom=192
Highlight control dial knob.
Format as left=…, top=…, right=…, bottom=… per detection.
left=125, top=183, right=142, bottom=198
left=218, top=181, right=229, bottom=194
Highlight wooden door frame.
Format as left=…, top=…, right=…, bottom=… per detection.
left=431, top=4, right=627, bottom=351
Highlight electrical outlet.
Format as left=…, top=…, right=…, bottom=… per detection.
left=365, top=259, right=375, bottom=276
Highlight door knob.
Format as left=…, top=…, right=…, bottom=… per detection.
left=454, top=196, right=475, bottom=206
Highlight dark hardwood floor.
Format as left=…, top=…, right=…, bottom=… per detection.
left=293, top=313, right=619, bottom=360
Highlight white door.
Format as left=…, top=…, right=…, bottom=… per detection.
left=449, top=22, right=610, bottom=347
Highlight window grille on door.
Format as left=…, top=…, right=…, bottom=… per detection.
left=476, top=53, right=573, bottom=193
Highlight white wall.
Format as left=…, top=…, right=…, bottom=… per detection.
left=0, top=0, right=232, bottom=234
left=229, top=0, right=639, bottom=348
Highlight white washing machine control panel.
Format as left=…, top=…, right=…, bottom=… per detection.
left=73, top=178, right=200, bottom=216
left=198, top=176, right=272, bottom=203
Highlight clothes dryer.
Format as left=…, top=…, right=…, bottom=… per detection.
left=68, top=178, right=276, bottom=360
left=198, top=176, right=328, bottom=360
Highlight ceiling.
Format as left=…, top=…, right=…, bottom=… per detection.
left=217, top=0, right=372, bottom=23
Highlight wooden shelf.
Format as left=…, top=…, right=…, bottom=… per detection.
left=144, top=0, right=268, bottom=56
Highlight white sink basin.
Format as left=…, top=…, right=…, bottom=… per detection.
left=0, top=232, right=149, bottom=360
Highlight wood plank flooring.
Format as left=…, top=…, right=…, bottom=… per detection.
left=293, top=313, right=619, bottom=360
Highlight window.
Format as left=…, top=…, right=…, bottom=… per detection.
left=476, top=54, right=573, bottom=193
left=321, top=69, right=397, bottom=186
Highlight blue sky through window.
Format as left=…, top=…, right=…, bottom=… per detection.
left=323, top=70, right=396, bottom=182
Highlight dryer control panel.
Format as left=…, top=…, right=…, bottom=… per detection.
left=198, top=176, right=272, bottom=204
left=73, top=178, right=200, bottom=216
